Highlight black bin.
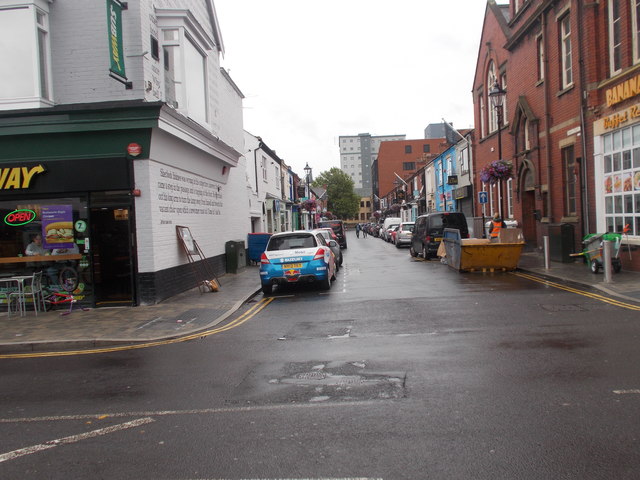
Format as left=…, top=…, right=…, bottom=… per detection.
left=225, top=240, right=246, bottom=273
left=548, top=223, right=575, bottom=263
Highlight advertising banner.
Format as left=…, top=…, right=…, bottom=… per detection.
left=41, top=205, right=75, bottom=249
left=107, top=0, right=127, bottom=80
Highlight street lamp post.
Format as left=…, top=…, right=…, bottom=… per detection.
left=304, top=162, right=312, bottom=229
left=489, top=80, right=507, bottom=218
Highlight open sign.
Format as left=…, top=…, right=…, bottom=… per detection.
left=4, top=209, right=37, bottom=226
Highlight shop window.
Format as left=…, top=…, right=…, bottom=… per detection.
left=602, top=126, right=640, bottom=236
left=0, top=4, right=52, bottom=109
left=563, top=146, right=577, bottom=216
left=559, top=13, right=573, bottom=89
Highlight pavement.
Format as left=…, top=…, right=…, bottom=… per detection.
left=0, top=250, right=638, bottom=354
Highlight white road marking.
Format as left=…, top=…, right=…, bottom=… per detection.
left=0, top=400, right=384, bottom=424
left=136, top=317, right=163, bottom=329
left=0, top=417, right=154, bottom=463
left=613, top=389, right=640, bottom=394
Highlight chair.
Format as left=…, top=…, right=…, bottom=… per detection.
left=22, top=271, right=46, bottom=315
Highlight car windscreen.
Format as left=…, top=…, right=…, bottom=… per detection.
left=267, top=234, right=317, bottom=251
left=402, top=224, right=415, bottom=232
left=318, top=222, right=343, bottom=233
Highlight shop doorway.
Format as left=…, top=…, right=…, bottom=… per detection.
left=90, top=206, right=134, bottom=306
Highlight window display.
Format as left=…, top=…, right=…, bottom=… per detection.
left=602, top=124, right=640, bottom=236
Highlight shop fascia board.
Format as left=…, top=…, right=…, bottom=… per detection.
left=157, top=105, right=239, bottom=168
left=0, top=101, right=163, bottom=136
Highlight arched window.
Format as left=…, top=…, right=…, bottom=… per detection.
left=487, top=62, right=498, bottom=133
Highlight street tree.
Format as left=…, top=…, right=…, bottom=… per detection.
left=312, top=167, right=360, bottom=220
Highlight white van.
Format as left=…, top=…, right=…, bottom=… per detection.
left=381, top=217, right=402, bottom=241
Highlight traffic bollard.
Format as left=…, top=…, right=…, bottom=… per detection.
left=603, top=240, right=613, bottom=283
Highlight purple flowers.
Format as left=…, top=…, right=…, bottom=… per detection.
left=480, top=160, right=513, bottom=184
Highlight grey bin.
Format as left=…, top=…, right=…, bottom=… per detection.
left=225, top=240, right=247, bottom=273
left=548, top=223, right=576, bottom=263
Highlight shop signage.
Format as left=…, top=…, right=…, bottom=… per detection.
left=0, top=164, right=45, bottom=190
left=127, top=142, right=142, bottom=157
left=603, top=104, right=640, bottom=130
left=447, top=175, right=459, bottom=185
left=4, top=209, right=36, bottom=227
left=606, top=73, right=640, bottom=107
left=107, top=0, right=128, bottom=81
left=41, top=205, right=74, bottom=249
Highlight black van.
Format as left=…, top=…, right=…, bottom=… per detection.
left=317, top=220, right=347, bottom=249
left=410, top=212, right=469, bottom=259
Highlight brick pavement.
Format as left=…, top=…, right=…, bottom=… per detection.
left=0, top=265, right=262, bottom=353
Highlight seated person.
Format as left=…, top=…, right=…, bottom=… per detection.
left=25, top=233, right=47, bottom=256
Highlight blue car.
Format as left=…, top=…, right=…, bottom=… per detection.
left=260, top=231, right=337, bottom=295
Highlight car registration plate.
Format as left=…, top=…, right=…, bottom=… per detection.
left=434, top=237, right=442, bottom=242
left=283, top=263, right=303, bottom=269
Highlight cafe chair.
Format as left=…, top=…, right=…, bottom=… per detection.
left=23, top=271, right=46, bottom=315
left=0, top=290, right=21, bottom=317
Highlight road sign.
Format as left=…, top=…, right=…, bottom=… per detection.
left=478, top=191, right=488, bottom=204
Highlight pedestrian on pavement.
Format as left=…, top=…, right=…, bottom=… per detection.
left=355, top=223, right=361, bottom=238
left=490, top=212, right=506, bottom=241
left=362, top=224, right=368, bottom=238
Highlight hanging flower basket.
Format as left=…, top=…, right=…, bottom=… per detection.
left=480, top=159, right=513, bottom=185
left=389, top=203, right=401, bottom=213
left=302, top=199, right=317, bottom=211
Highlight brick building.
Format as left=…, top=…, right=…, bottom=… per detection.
left=473, top=0, right=640, bottom=271
left=375, top=138, right=449, bottom=208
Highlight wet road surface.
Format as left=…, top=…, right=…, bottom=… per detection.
left=1, top=230, right=640, bottom=479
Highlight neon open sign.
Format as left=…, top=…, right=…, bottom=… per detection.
left=4, top=209, right=37, bottom=226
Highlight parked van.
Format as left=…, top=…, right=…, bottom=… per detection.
left=317, top=220, right=347, bottom=249
left=410, top=212, right=469, bottom=259
left=380, top=217, right=402, bottom=242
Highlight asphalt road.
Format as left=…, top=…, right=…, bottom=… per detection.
left=1, top=230, right=640, bottom=479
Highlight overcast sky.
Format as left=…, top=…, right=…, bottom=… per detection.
left=215, top=0, right=490, bottom=178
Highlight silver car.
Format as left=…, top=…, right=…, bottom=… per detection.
left=395, top=221, right=415, bottom=248
left=312, top=229, right=343, bottom=270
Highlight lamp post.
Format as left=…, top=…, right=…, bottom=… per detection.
left=488, top=80, right=506, bottom=217
left=304, top=162, right=312, bottom=229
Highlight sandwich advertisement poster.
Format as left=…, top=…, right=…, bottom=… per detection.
left=41, top=205, right=74, bottom=249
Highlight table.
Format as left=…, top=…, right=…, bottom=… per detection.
left=0, top=254, right=81, bottom=264
left=0, top=277, right=26, bottom=316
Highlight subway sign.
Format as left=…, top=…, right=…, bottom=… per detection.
left=0, top=165, right=45, bottom=190
left=4, top=209, right=37, bottom=226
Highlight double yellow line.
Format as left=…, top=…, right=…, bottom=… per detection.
left=513, top=271, right=640, bottom=311
left=0, top=297, right=275, bottom=359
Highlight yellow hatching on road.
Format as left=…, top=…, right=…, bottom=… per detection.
left=513, top=271, right=640, bottom=311
left=0, top=297, right=275, bottom=360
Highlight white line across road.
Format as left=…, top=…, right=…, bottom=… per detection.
left=0, top=417, right=154, bottom=464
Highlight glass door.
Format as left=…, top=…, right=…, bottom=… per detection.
left=90, top=205, right=134, bottom=306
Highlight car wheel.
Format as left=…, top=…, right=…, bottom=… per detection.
left=320, top=274, right=331, bottom=290
left=395, top=241, right=401, bottom=249
left=409, top=245, right=418, bottom=257
left=422, top=245, right=430, bottom=260
left=590, top=260, right=600, bottom=274
left=339, top=254, right=343, bottom=266
left=262, top=283, right=272, bottom=295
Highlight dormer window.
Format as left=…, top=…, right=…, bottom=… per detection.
left=157, top=10, right=215, bottom=127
